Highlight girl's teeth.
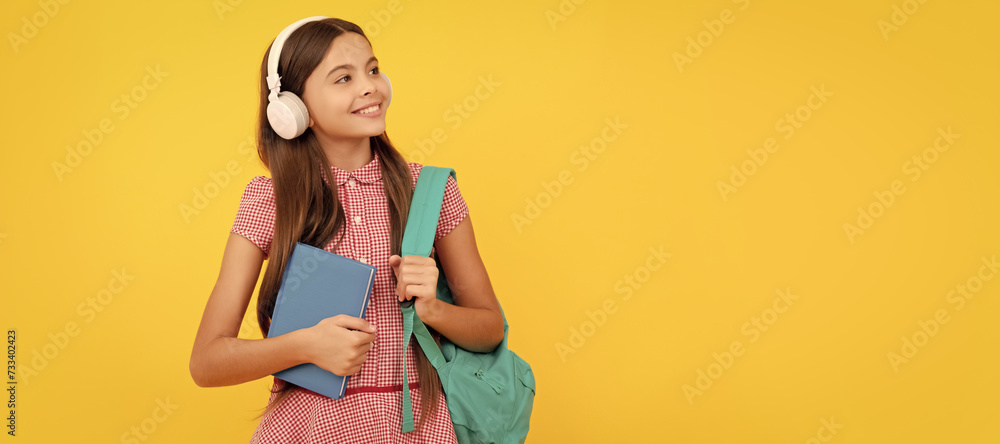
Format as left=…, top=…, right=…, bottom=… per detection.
left=357, top=105, right=379, bottom=114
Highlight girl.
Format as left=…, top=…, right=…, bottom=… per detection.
left=188, top=16, right=505, bottom=443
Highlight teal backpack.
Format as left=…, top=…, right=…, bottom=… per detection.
left=398, top=166, right=536, bottom=443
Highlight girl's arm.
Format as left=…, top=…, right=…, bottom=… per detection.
left=418, top=214, right=506, bottom=353
left=188, top=232, right=311, bottom=387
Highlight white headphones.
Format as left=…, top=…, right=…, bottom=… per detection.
left=265, top=16, right=392, bottom=140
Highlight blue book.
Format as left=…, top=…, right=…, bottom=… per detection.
left=268, top=242, right=376, bottom=399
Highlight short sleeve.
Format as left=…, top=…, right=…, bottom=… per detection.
left=435, top=173, right=470, bottom=243
left=230, top=176, right=276, bottom=259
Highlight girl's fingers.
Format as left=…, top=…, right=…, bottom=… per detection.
left=398, top=284, right=437, bottom=301
left=394, top=256, right=438, bottom=301
left=400, top=284, right=436, bottom=301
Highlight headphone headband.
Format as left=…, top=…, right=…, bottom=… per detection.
left=266, top=16, right=329, bottom=103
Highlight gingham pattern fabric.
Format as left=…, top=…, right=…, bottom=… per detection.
left=231, top=151, right=468, bottom=443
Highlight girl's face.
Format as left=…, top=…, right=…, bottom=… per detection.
left=302, top=32, right=388, bottom=145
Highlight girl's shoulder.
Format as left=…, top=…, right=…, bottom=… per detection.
left=237, top=175, right=276, bottom=206
left=245, top=175, right=273, bottom=187
left=406, top=161, right=423, bottom=176
left=231, top=176, right=276, bottom=258
left=406, top=162, right=426, bottom=188
left=405, top=162, right=458, bottom=188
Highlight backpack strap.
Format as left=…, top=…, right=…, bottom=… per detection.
left=399, top=166, right=453, bottom=433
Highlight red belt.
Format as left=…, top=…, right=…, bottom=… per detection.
left=344, top=381, right=420, bottom=395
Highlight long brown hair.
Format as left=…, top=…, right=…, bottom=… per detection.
left=251, top=18, right=441, bottom=427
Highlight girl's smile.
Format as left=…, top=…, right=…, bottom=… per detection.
left=352, top=102, right=383, bottom=118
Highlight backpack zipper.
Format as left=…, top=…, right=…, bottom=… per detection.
left=475, top=369, right=505, bottom=394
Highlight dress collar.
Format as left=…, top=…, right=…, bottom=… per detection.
left=328, top=151, right=382, bottom=186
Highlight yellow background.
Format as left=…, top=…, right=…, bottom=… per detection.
left=2, top=0, right=998, bottom=442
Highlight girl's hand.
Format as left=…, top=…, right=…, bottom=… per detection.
left=302, top=315, right=376, bottom=376
left=388, top=254, right=441, bottom=319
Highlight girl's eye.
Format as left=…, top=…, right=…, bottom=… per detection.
left=335, top=67, right=380, bottom=84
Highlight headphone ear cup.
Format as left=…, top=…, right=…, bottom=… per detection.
left=381, top=72, right=392, bottom=107
left=267, top=92, right=310, bottom=139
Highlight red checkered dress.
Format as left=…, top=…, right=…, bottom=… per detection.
left=230, top=151, right=467, bottom=443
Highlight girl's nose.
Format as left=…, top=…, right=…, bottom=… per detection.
left=360, top=76, right=378, bottom=96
